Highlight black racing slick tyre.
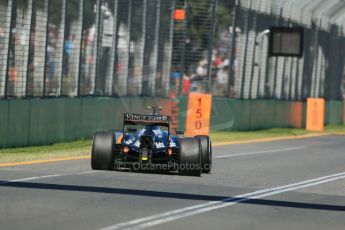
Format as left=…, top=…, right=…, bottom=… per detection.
left=195, top=135, right=212, bottom=173
left=91, top=132, right=115, bottom=170
left=178, top=138, right=202, bottom=176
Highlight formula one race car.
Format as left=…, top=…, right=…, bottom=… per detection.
left=91, top=107, right=212, bottom=176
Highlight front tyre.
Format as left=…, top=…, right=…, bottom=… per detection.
left=178, top=138, right=202, bottom=176
left=195, top=135, right=212, bottom=173
left=91, top=132, right=115, bottom=170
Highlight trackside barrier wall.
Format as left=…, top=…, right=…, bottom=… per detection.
left=0, top=97, right=172, bottom=148
left=343, top=103, right=345, bottom=124
left=0, top=100, right=9, bottom=148
left=325, top=101, right=344, bottom=125
left=177, top=97, right=343, bottom=131
left=0, top=98, right=344, bottom=148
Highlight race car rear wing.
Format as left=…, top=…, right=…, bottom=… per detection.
left=123, top=113, right=171, bottom=127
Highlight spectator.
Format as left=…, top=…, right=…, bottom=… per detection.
left=192, top=59, right=207, bottom=92
left=182, top=72, right=191, bottom=95
left=170, top=66, right=182, bottom=93
left=64, top=34, right=73, bottom=75
left=46, top=43, right=56, bottom=83
left=196, top=59, right=207, bottom=77
left=213, top=52, right=222, bottom=67
left=216, top=58, right=229, bottom=96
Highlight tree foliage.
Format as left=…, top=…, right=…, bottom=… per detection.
left=172, top=0, right=233, bottom=68
left=187, top=0, right=233, bottom=48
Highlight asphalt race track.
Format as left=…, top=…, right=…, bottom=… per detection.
left=1, top=135, right=345, bottom=230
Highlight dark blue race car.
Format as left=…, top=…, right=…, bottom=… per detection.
left=91, top=107, right=212, bottom=176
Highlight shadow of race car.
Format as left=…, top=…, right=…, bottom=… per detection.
left=91, top=107, right=212, bottom=176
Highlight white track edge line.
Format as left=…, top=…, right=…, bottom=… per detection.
left=133, top=174, right=345, bottom=229
left=0, top=171, right=94, bottom=185
left=99, top=171, right=345, bottom=230
left=214, top=146, right=306, bottom=159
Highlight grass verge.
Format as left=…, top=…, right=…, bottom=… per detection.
left=0, top=125, right=344, bottom=164
left=0, top=140, right=92, bottom=164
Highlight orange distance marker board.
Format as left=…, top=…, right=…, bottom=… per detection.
left=306, top=98, right=325, bottom=132
left=185, top=93, right=212, bottom=136
left=173, top=9, right=186, bottom=21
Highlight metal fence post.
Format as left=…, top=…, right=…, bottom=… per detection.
left=312, top=19, right=322, bottom=98
left=240, top=6, right=250, bottom=99
left=77, top=0, right=84, bottom=97
left=114, top=0, right=131, bottom=96
left=227, top=0, right=239, bottom=97
left=95, top=0, right=103, bottom=95
left=272, top=8, right=283, bottom=99
left=18, top=0, right=33, bottom=97
left=4, top=0, right=15, bottom=99
left=59, top=0, right=67, bottom=96
left=263, top=40, right=271, bottom=98
left=151, top=0, right=161, bottom=96
left=42, top=0, right=50, bottom=97
left=317, top=21, right=325, bottom=98
left=206, top=0, right=217, bottom=94
left=124, top=0, right=132, bottom=96
left=179, top=0, right=188, bottom=96
left=25, top=0, right=35, bottom=97
left=294, top=57, right=300, bottom=100
left=90, top=0, right=99, bottom=95
left=151, top=0, right=160, bottom=96
left=255, top=29, right=270, bottom=99
left=0, top=1, right=12, bottom=97
left=108, top=0, right=119, bottom=96
left=288, top=57, right=294, bottom=100
left=162, top=0, right=175, bottom=97
left=139, top=0, right=148, bottom=95
left=248, top=12, right=257, bottom=99
left=280, top=55, right=287, bottom=99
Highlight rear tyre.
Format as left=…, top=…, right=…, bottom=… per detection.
left=91, top=132, right=115, bottom=170
left=178, top=138, right=202, bottom=176
left=195, top=135, right=212, bottom=173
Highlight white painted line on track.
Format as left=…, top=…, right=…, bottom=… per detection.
left=214, top=146, right=306, bottom=159
left=99, top=170, right=345, bottom=230
left=0, top=171, right=94, bottom=185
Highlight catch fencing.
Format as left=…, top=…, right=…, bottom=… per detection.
left=224, top=0, right=345, bottom=101
left=0, top=0, right=175, bottom=98
left=0, top=0, right=345, bottom=100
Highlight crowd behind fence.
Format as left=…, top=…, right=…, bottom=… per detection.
left=0, top=0, right=344, bottom=100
